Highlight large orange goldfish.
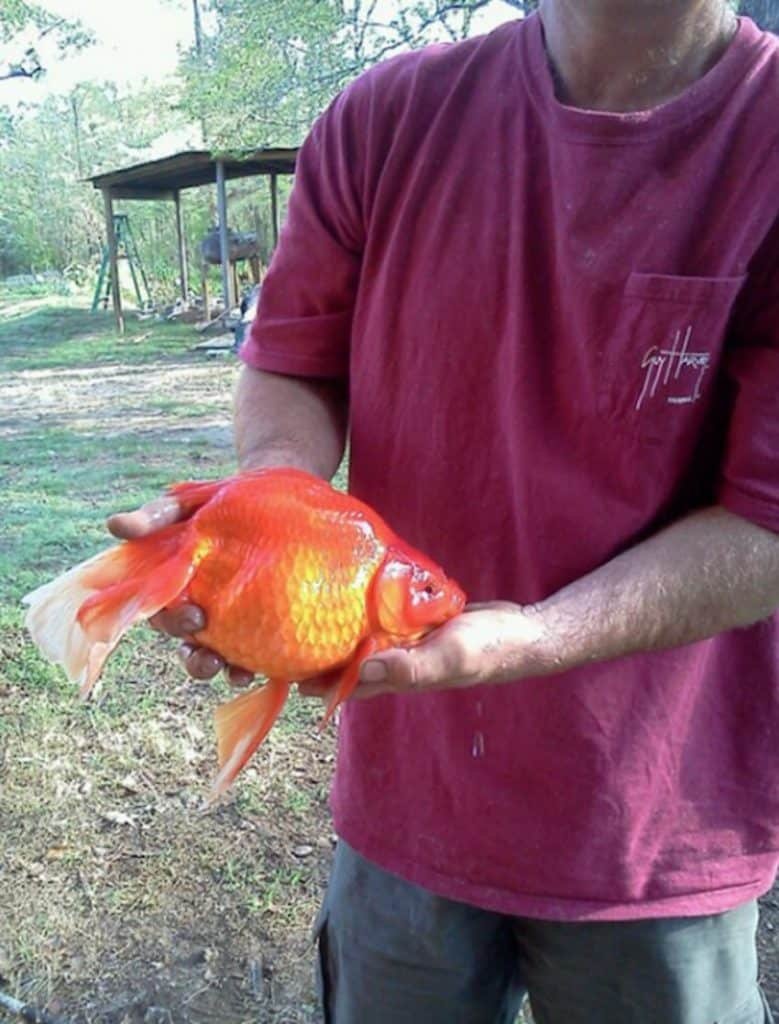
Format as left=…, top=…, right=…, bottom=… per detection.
left=23, top=468, right=465, bottom=797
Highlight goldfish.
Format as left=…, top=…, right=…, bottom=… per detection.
left=23, top=467, right=465, bottom=797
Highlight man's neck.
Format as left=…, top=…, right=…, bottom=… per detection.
left=538, top=0, right=738, bottom=112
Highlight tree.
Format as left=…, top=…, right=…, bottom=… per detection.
left=178, top=0, right=532, bottom=149
left=739, top=0, right=779, bottom=31
left=0, top=1, right=93, bottom=85
left=0, top=81, right=199, bottom=284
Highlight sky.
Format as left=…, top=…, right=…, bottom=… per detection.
left=3, top=0, right=521, bottom=111
left=3, top=0, right=195, bottom=109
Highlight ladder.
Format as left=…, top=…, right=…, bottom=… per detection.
left=91, top=213, right=153, bottom=313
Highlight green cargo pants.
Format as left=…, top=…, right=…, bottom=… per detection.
left=314, top=840, right=775, bottom=1024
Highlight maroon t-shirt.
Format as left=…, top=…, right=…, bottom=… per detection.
left=242, top=14, right=779, bottom=920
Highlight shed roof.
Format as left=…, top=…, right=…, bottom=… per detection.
left=89, top=148, right=298, bottom=199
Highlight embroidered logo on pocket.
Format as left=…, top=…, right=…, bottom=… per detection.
left=636, top=324, right=711, bottom=411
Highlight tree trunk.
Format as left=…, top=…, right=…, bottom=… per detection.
left=739, top=0, right=779, bottom=32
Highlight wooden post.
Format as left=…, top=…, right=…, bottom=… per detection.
left=101, top=188, right=124, bottom=334
left=173, top=190, right=189, bottom=303
left=215, top=159, right=232, bottom=310
left=270, top=173, right=279, bottom=248
left=202, top=267, right=210, bottom=319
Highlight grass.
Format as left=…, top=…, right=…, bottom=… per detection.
left=0, top=297, right=195, bottom=372
left=0, top=294, right=333, bottom=1023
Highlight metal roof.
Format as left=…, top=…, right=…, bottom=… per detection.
left=89, top=148, right=298, bottom=199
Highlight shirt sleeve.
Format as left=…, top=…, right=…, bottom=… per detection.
left=717, top=222, right=779, bottom=533
left=240, top=83, right=367, bottom=379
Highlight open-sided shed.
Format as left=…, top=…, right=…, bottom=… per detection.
left=89, top=147, right=298, bottom=332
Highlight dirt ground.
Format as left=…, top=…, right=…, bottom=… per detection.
left=0, top=306, right=776, bottom=1023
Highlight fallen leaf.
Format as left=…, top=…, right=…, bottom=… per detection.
left=101, top=810, right=135, bottom=827
left=119, top=774, right=141, bottom=794
left=45, top=844, right=71, bottom=860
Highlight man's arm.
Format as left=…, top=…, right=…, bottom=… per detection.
left=233, top=365, right=348, bottom=476
left=304, top=505, right=779, bottom=698
left=108, top=365, right=348, bottom=681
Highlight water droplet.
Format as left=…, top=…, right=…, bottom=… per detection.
left=471, top=731, right=485, bottom=758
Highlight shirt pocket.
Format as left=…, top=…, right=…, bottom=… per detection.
left=599, top=273, right=746, bottom=443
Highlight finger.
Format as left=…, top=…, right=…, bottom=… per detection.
left=464, top=600, right=519, bottom=613
left=227, top=666, right=254, bottom=688
left=179, top=643, right=225, bottom=680
left=354, top=648, right=421, bottom=696
left=354, top=634, right=471, bottom=698
left=148, top=604, right=206, bottom=638
left=107, top=496, right=182, bottom=540
left=349, top=652, right=403, bottom=699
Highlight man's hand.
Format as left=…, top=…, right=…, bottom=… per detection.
left=107, top=497, right=254, bottom=687
left=298, top=602, right=549, bottom=700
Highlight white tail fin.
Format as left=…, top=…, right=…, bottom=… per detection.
left=23, top=527, right=198, bottom=697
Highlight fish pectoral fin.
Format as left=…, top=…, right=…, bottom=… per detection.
left=209, top=678, right=291, bottom=802
left=319, top=636, right=381, bottom=730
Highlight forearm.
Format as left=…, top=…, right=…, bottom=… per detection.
left=339, top=504, right=779, bottom=698
left=527, top=505, right=779, bottom=674
left=234, top=365, right=348, bottom=478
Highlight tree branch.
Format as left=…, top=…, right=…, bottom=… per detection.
left=36, top=16, right=69, bottom=42
left=0, top=57, right=43, bottom=83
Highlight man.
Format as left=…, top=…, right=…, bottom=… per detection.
left=110, top=1, right=779, bottom=1020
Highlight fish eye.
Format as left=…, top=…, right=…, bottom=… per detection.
left=423, top=584, right=435, bottom=596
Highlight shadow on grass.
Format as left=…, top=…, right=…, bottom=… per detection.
left=0, top=302, right=204, bottom=372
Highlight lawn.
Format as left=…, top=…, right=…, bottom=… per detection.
left=0, top=292, right=335, bottom=1024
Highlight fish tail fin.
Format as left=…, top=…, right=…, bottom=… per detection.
left=23, top=525, right=198, bottom=698
left=210, top=679, right=291, bottom=800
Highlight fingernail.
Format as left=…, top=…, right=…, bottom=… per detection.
left=360, top=661, right=387, bottom=684
left=147, top=498, right=180, bottom=525
left=180, top=610, right=205, bottom=633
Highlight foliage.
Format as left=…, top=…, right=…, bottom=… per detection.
left=0, top=0, right=93, bottom=84
left=180, top=0, right=344, bottom=147
left=0, top=80, right=204, bottom=288
left=179, top=0, right=530, bottom=148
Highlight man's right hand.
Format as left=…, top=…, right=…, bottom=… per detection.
left=107, top=497, right=254, bottom=687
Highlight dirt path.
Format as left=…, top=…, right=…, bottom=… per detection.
left=1, top=361, right=236, bottom=443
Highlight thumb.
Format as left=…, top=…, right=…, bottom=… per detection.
left=106, top=495, right=182, bottom=540
left=357, top=640, right=460, bottom=697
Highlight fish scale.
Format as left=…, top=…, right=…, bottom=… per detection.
left=185, top=475, right=386, bottom=678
